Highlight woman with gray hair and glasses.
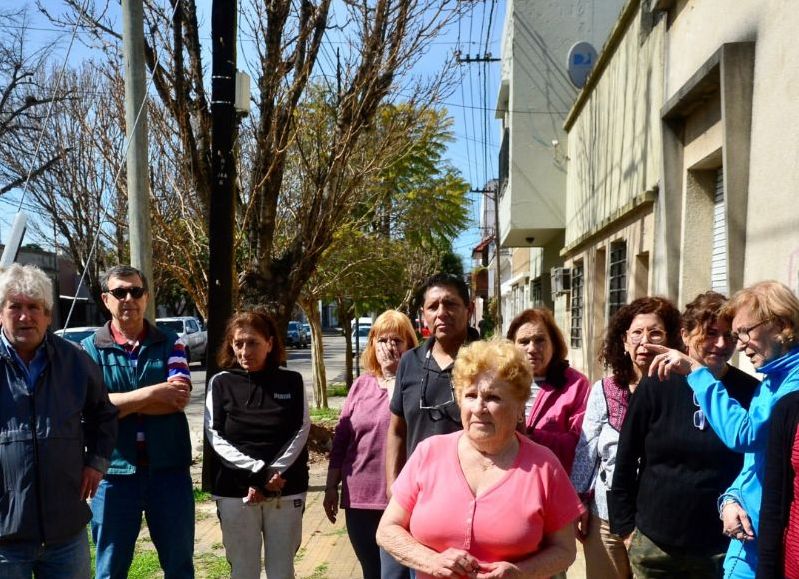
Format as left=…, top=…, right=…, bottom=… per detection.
left=645, top=281, right=799, bottom=579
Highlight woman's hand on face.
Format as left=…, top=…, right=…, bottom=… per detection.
left=376, top=339, right=402, bottom=372
left=322, top=487, right=338, bottom=523
left=643, top=344, right=700, bottom=381
left=475, top=561, right=522, bottom=579
left=430, top=547, right=481, bottom=578
left=721, top=501, right=755, bottom=542
left=575, top=509, right=590, bottom=543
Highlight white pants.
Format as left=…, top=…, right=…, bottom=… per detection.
left=217, top=495, right=305, bottom=579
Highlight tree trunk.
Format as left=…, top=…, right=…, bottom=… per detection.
left=337, top=297, right=354, bottom=388
left=301, top=299, right=327, bottom=409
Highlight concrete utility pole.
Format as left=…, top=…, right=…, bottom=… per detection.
left=493, top=187, right=502, bottom=332
left=471, top=186, right=503, bottom=333
left=122, top=0, right=155, bottom=320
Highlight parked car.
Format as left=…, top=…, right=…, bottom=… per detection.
left=351, top=325, right=371, bottom=353
left=286, top=320, right=308, bottom=349
left=156, top=316, right=207, bottom=365
left=54, top=326, right=100, bottom=344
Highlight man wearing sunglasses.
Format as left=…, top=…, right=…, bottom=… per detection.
left=82, top=265, right=195, bottom=579
left=386, top=273, right=477, bottom=495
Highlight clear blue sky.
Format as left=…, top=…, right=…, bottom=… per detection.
left=3, top=1, right=505, bottom=272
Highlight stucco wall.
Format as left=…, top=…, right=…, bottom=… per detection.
left=564, top=4, right=665, bottom=248
left=667, top=0, right=799, bottom=290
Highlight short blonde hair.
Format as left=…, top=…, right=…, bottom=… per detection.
left=452, top=339, right=532, bottom=404
left=362, top=310, right=419, bottom=378
left=722, top=281, right=799, bottom=348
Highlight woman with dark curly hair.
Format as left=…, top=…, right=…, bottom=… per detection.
left=608, top=292, right=758, bottom=578
left=506, top=308, right=590, bottom=473
left=570, top=297, right=682, bottom=579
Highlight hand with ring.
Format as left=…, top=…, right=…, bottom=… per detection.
left=643, top=344, right=702, bottom=381
left=721, top=501, right=755, bottom=542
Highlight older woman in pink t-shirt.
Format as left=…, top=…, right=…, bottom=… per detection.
left=377, top=339, right=584, bottom=579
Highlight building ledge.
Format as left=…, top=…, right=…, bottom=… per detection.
left=561, top=189, right=657, bottom=257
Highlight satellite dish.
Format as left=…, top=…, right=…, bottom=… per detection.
left=567, top=42, right=598, bottom=89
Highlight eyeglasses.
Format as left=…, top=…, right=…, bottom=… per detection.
left=626, top=328, right=666, bottom=345
left=731, top=319, right=769, bottom=345
left=692, top=393, right=706, bottom=430
left=418, top=349, right=458, bottom=423
left=106, top=287, right=146, bottom=300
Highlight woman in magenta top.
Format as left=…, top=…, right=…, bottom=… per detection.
left=377, top=339, right=584, bottom=578
left=507, top=308, right=590, bottom=473
left=324, top=310, right=418, bottom=579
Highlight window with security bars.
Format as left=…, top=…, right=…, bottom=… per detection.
left=570, top=263, right=584, bottom=349
left=530, top=278, right=543, bottom=308
left=608, top=242, right=628, bottom=318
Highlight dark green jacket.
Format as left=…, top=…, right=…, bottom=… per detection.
left=82, top=321, right=191, bottom=474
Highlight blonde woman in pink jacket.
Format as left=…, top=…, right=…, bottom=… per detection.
left=507, top=308, right=591, bottom=474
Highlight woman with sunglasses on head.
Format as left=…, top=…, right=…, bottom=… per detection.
left=608, top=292, right=758, bottom=578
left=570, top=297, right=682, bottom=579
left=506, top=308, right=590, bottom=474
left=645, top=281, right=799, bottom=578
left=323, top=310, right=417, bottom=579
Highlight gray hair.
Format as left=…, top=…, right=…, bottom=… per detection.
left=100, top=265, right=149, bottom=293
left=0, top=264, right=54, bottom=312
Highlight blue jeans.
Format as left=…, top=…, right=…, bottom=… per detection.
left=91, top=468, right=195, bottom=579
left=0, top=529, right=90, bottom=579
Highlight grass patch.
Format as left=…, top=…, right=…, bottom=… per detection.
left=326, top=382, right=348, bottom=397
left=294, top=547, right=307, bottom=562
left=193, top=487, right=212, bottom=502
left=310, top=407, right=340, bottom=423
left=303, top=563, right=329, bottom=579
left=127, top=550, right=162, bottom=579
left=195, top=552, right=230, bottom=578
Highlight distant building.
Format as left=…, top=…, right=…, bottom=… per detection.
left=493, top=0, right=625, bottom=336
left=0, top=245, right=101, bottom=329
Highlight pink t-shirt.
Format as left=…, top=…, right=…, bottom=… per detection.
left=392, top=431, right=584, bottom=577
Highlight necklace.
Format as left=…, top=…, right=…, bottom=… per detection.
left=377, top=375, right=395, bottom=389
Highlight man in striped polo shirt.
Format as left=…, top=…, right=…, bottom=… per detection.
left=82, top=265, right=194, bottom=579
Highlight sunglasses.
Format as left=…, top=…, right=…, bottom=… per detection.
left=106, top=287, right=146, bottom=300
left=418, top=349, right=458, bottom=423
left=692, top=393, right=706, bottom=430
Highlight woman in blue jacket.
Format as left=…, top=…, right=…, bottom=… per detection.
left=645, top=280, right=799, bottom=578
